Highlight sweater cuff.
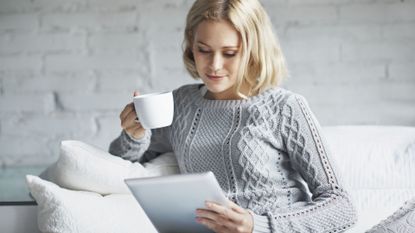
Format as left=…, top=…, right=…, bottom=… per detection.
left=252, top=213, right=272, bottom=233
left=122, top=129, right=151, bottom=146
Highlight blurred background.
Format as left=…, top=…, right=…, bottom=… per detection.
left=0, top=0, right=414, bottom=168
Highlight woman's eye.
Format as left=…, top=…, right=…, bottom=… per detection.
left=224, top=52, right=237, bottom=57
left=198, top=48, right=210, bottom=53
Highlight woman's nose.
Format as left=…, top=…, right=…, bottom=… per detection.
left=210, top=53, right=223, bottom=72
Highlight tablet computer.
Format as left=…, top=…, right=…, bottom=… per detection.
left=124, top=172, right=228, bottom=233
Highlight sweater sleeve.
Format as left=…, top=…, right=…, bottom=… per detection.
left=253, top=94, right=357, bottom=233
left=109, top=88, right=182, bottom=163
left=108, top=126, right=173, bottom=163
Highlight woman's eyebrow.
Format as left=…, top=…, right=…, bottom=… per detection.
left=196, top=41, right=239, bottom=49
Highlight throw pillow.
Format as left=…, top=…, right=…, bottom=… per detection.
left=40, top=140, right=179, bottom=195
left=26, top=175, right=158, bottom=233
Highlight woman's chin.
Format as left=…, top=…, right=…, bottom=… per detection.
left=205, top=86, right=228, bottom=95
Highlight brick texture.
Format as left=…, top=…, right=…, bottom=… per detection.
left=0, top=0, right=414, bottom=167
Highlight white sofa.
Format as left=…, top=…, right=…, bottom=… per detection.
left=0, top=205, right=40, bottom=233
left=324, top=126, right=415, bottom=232
left=1, top=125, right=415, bottom=233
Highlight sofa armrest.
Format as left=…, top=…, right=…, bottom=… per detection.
left=0, top=203, right=40, bottom=233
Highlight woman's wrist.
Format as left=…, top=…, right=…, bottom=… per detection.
left=122, top=129, right=149, bottom=144
left=250, top=212, right=272, bottom=233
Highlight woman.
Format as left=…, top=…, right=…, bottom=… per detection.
left=109, top=0, right=357, bottom=232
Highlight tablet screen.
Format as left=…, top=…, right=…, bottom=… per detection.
left=125, top=172, right=227, bottom=233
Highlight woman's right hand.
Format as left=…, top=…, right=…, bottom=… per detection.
left=119, top=91, right=146, bottom=140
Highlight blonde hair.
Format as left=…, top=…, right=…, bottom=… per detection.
left=183, top=0, right=288, bottom=96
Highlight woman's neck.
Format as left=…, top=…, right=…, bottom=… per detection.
left=204, top=83, right=252, bottom=100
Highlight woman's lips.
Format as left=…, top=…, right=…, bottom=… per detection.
left=206, top=74, right=225, bottom=80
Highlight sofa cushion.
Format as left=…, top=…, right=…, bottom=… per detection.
left=26, top=175, right=158, bottom=233
left=323, top=126, right=415, bottom=232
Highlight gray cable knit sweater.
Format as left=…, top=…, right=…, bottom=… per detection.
left=109, top=84, right=357, bottom=233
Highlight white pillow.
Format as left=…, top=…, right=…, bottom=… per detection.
left=40, top=140, right=179, bottom=195
left=26, top=175, right=158, bottom=233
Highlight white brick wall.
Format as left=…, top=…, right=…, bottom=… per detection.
left=0, top=0, right=414, bottom=167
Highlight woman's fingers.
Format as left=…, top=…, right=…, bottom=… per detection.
left=196, top=209, right=221, bottom=222
left=196, top=216, right=229, bottom=233
left=227, top=200, right=247, bottom=214
left=120, top=103, right=134, bottom=122
left=121, top=103, right=145, bottom=139
left=120, top=90, right=140, bottom=121
left=121, top=107, right=138, bottom=128
left=196, top=209, right=234, bottom=224
left=118, top=91, right=145, bottom=140
left=196, top=201, right=254, bottom=233
left=125, top=122, right=141, bottom=132
left=205, top=202, right=242, bottom=222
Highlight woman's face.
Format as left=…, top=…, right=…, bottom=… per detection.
left=192, top=20, right=243, bottom=100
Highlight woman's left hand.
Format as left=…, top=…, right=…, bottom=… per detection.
left=196, top=200, right=254, bottom=233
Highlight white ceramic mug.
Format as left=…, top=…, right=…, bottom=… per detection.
left=133, top=91, right=174, bottom=129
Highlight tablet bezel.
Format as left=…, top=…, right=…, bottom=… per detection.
left=125, top=172, right=228, bottom=233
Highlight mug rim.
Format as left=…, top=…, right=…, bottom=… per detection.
left=133, top=91, right=172, bottom=99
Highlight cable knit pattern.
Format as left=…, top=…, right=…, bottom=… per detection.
left=109, top=130, right=151, bottom=162
left=366, top=197, right=415, bottom=233
left=109, top=84, right=357, bottom=233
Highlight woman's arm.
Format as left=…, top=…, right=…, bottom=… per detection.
left=109, top=125, right=173, bottom=163
left=253, top=94, right=357, bottom=233
left=108, top=129, right=152, bottom=162
left=109, top=89, right=175, bottom=163
left=194, top=93, right=357, bottom=233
